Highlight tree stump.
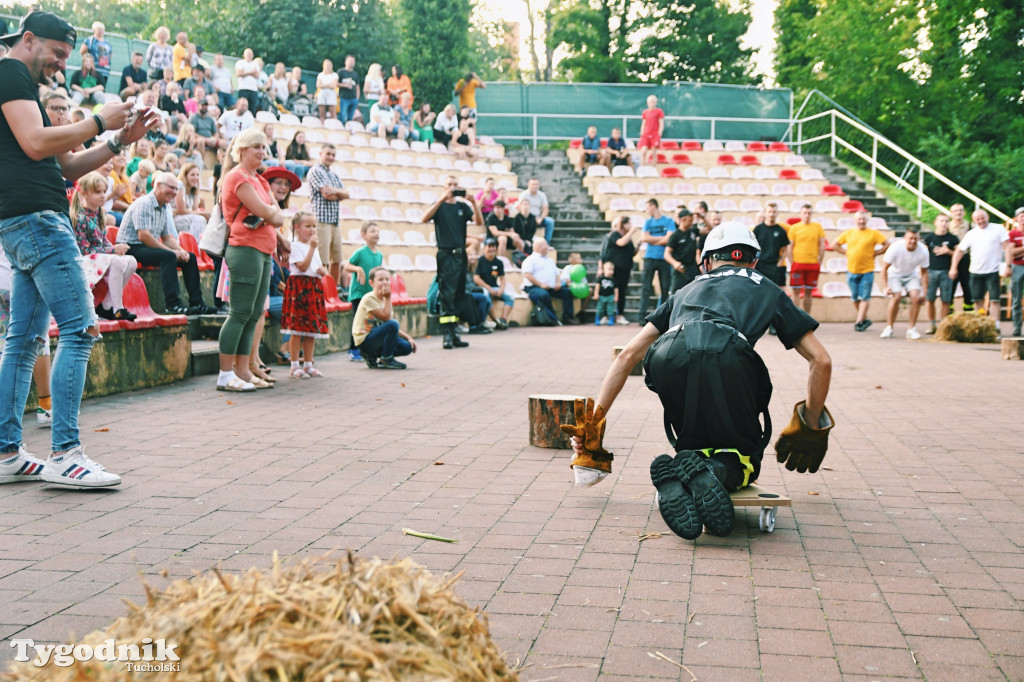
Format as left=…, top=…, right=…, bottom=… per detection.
left=528, top=394, right=583, bottom=448
left=614, top=346, right=643, bottom=376
left=1002, top=337, right=1024, bottom=360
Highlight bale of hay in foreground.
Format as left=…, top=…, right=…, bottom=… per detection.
left=935, top=312, right=998, bottom=343
left=5, top=552, right=517, bottom=681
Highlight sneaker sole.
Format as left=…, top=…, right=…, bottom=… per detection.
left=40, top=473, right=121, bottom=487
left=650, top=455, right=702, bottom=539
left=676, top=451, right=735, bottom=537
left=0, top=474, right=43, bottom=483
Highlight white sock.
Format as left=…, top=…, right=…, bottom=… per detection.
left=217, top=370, right=236, bottom=387
left=291, top=361, right=300, bottom=370
left=304, top=361, right=313, bottom=370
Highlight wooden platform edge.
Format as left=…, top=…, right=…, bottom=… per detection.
left=730, top=483, right=791, bottom=507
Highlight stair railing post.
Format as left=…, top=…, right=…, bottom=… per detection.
left=830, top=111, right=836, bottom=158
left=917, top=164, right=924, bottom=217
left=622, top=116, right=628, bottom=140
left=532, top=115, right=537, bottom=150
left=710, top=119, right=716, bottom=141
left=797, top=120, right=803, bottom=154
left=871, top=137, right=877, bottom=187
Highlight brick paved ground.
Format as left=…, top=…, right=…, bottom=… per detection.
left=1, top=323, right=1022, bottom=680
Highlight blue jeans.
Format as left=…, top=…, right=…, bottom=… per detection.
left=470, top=291, right=490, bottom=325
left=284, top=161, right=309, bottom=180
left=539, top=217, right=555, bottom=242
left=0, top=211, right=99, bottom=454
left=359, top=319, right=411, bottom=359
left=847, top=272, right=874, bottom=302
left=525, top=285, right=575, bottom=321
left=217, top=91, right=234, bottom=111
left=338, top=97, right=359, bottom=123
left=267, top=294, right=289, bottom=342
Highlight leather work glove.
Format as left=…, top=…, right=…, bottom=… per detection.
left=775, top=401, right=835, bottom=474
left=560, top=398, right=614, bottom=487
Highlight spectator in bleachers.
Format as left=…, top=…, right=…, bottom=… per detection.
left=475, top=238, right=513, bottom=329
left=464, top=253, right=493, bottom=334
left=605, top=127, right=630, bottom=167
left=235, top=48, right=261, bottom=113
left=923, top=214, right=960, bottom=334
left=454, top=71, right=486, bottom=118
left=189, top=98, right=221, bottom=154
left=208, top=53, right=234, bottom=110
left=219, top=97, right=254, bottom=142
left=638, top=198, right=674, bottom=322
left=368, top=98, right=405, bottom=140
left=354, top=267, right=415, bottom=369
left=145, top=26, right=173, bottom=80
left=69, top=54, right=109, bottom=106
left=386, top=65, right=412, bottom=106
left=511, top=197, right=537, bottom=256
left=119, top=51, right=148, bottom=100
left=950, top=209, right=1010, bottom=335
left=578, top=125, right=602, bottom=173
left=343, top=221, right=383, bottom=362
left=395, top=92, right=417, bottom=141
left=267, top=62, right=290, bottom=109
left=476, top=177, right=499, bottom=220
left=282, top=211, right=329, bottom=378
left=287, top=65, right=306, bottom=98
left=81, top=21, right=112, bottom=82
left=315, top=59, right=339, bottom=124
left=521, top=178, right=554, bottom=243
left=158, top=150, right=179, bottom=175
left=752, top=202, right=789, bottom=293
left=307, top=144, right=349, bottom=283
left=665, top=207, right=698, bottom=294
left=334, top=55, right=359, bottom=122
left=129, top=159, right=155, bottom=197
left=881, top=226, right=929, bottom=339
left=786, top=203, right=825, bottom=315
left=638, top=94, right=664, bottom=167
left=449, top=114, right=479, bottom=160
left=69, top=172, right=138, bottom=322
left=173, top=162, right=209, bottom=237
left=172, top=32, right=196, bottom=85
left=181, top=64, right=208, bottom=101
left=433, top=103, right=459, bottom=147
left=159, top=81, right=188, bottom=132
left=108, top=152, right=133, bottom=214
left=285, top=131, right=313, bottom=180
left=41, top=90, right=71, bottom=127
left=486, top=199, right=523, bottom=257
left=599, top=215, right=637, bottom=325
left=559, top=252, right=589, bottom=324
left=593, top=261, right=618, bottom=325
left=156, top=66, right=176, bottom=97
left=118, top=172, right=211, bottom=315
left=522, top=237, right=578, bottom=325
left=1008, top=208, right=1024, bottom=337
left=835, top=211, right=890, bottom=332
left=127, top=136, right=154, bottom=172
left=413, top=102, right=435, bottom=143
left=363, top=63, right=385, bottom=107
left=261, top=122, right=284, bottom=167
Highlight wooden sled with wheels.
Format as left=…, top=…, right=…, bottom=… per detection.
left=731, top=484, right=791, bottom=533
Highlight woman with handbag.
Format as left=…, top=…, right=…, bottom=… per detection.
left=215, top=130, right=285, bottom=392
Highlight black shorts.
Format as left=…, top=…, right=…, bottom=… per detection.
left=756, top=262, right=786, bottom=287
left=970, top=272, right=1002, bottom=300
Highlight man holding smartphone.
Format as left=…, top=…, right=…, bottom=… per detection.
left=423, top=176, right=483, bottom=349
left=117, top=172, right=214, bottom=315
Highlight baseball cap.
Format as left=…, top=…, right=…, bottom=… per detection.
left=677, top=207, right=692, bottom=217
left=1015, top=207, right=1024, bottom=217
left=484, top=237, right=498, bottom=246
left=1, top=12, right=77, bottom=48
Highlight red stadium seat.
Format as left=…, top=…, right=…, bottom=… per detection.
left=661, top=167, right=682, bottom=178
left=841, top=200, right=865, bottom=213
left=682, top=140, right=702, bottom=151
left=821, top=184, right=844, bottom=196
left=320, top=275, right=346, bottom=312
left=569, top=139, right=582, bottom=149
left=747, top=142, right=768, bottom=152
left=659, top=140, right=679, bottom=150
left=121, top=274, right=184, bottom=328
left=778, top=169, right=799, bottom=180
left=769, top=142, right=791, bottom=152
left=717, top=154, right=737, bottom=165
left=671, top=153, right=692, bottom=164
left=600, top=139, right=608, bottom=148
left=390, top=273, right=427, bottom=305
left=105, top=226, right=119, bottom=244
left=786, top=217, right=801, bottom=226
left=177, top=232, right=214, bottom=271
left=656, top=153, right=668, bottom=164
left=739, top=155, right=759, bottom=166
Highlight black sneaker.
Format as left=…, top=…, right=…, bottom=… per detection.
left=188, top=304, right=217, bottom=315
left=377, top=357, right=406, bottom=369
left=113, top=308, right=137, bottom=321
left=95, top=305, right=117, bottom=320
left=563, top=317, right=581, bottom=325
left=364, top=353, right=380, bottom=369
left=496, top=318, right=508, bottom=330
left=165, top=305, right=188, bottom=315
left=468, top=325, right=492, bottom=334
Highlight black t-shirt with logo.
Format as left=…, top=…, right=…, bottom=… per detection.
left=922, top=232, right=960, bottom=271
left=338, top=69, right=359, bottom=99
left=476, top=255, right=505, bottom=288
left=486, top=212, right=515, bottom=237
left=598, top=276, right=616, bottom=297
left=753, top=222, right=791, bottom=265
left=667, top=227, right=699, bottom=268
left=433, top=200, right=474, bottom=249
left=0, top=60, right=69, bottom=219
left=646, top=266, right=818, bottom=350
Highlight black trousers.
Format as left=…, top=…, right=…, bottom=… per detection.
left=669, top=267, right=697, bottom=295
left=436, top=247, right=467, bottom=326
left=955, top=253, right=974, bottom=306
left=639, top=258, right=672, bottom=320
left=611, top=264, right=632, bottom=316
left=127, top=244, right=203, bottom=308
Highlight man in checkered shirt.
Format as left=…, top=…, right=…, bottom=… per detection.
left=306, top=144, right=349, bottom=283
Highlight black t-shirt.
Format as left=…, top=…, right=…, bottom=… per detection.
left=598, top=276, right=616, bottom=297
left=600, top=230, right=637, bottom=270
left=159, top=95, right=186, bottom=117
left=433, top=200, right=474, bottom=249
left=119, top=65, right=148, bottom=93
left=752, top=222, right=790, bottom=264
left=476, top=255, right=505, bottom=288
left=513, top=213, right=536, bottom=245
left=646, top=266, right=819, bottom=350
left=338, top=69, right=359, bottom=99
left=922, top=232, right=959, bottom=271
left=695, top=227, right=710, bottom=254
left=667, top=227, right=699, bottom=268
left=0, top=60, right=69, bottom=219
left=607, top=137, right=628, bottom=165
left=486, top=212, right=515, bottom=237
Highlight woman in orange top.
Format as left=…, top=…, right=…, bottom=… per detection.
left=386, top=65, right=413, bottom=106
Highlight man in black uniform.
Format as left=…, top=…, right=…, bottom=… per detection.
left=422, top=175, right=483, bottom=349
left=562, top=222, right=834, bottom=540
left=752, top=201, right=790, bottom=288
left=598, top=216, right=637, bottom=324
left=664, top=207, right=699, bottom=294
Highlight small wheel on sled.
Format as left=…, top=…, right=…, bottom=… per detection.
left=758, top=506, right=776, bottom=533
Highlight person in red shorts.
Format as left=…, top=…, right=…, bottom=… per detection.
left=786, top=203, right=825, bottom=315
left=638, top=94, right=664, bottom=167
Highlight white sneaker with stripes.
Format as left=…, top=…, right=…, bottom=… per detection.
left=41, top=446, right=121, bottom=488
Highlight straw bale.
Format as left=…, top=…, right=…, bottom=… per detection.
left=935, top=312, right=998, bottom=344
left=3, top=552, right=517, bottom=681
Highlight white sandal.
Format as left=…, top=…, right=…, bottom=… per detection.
left=217, top=376, right=256, bottom=392
left=291, top=367, right=309, bottom=379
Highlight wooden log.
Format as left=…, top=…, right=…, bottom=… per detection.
left=1002, top=337, right=1024, bottom=360
left=528, top=394, right=583, bottom=448
left=614, top=346, right=643, bottom=376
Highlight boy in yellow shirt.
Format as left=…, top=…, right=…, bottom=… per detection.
left=786, top=204, right=826, bottom=314
left=835, top=211, right=890, bottom=331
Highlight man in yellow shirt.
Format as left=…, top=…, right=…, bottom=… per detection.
left=172, top=32, right=195, bottom=84
left=835, top=211, right=890, bottom=331
left=786, top=203, right=826, bottom=314
left=454, top=72, right=486, bottom=117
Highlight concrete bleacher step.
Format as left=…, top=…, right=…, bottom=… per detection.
left=189, top=339, right=221, bottom=377
left=802, top=154, right=922, bottom=232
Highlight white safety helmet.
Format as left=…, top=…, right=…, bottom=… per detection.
left=702, top=221, right=761, bottom=261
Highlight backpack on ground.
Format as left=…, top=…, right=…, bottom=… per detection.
left=530, top=303, right=559, bottom=327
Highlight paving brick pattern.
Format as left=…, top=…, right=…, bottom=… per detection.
left=1, top=324, right=1022, bottom=680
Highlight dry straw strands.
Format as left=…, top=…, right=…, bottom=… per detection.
left=4, top=552, right=517, bottom=682
left=935, top=311, right=998, bottom=343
